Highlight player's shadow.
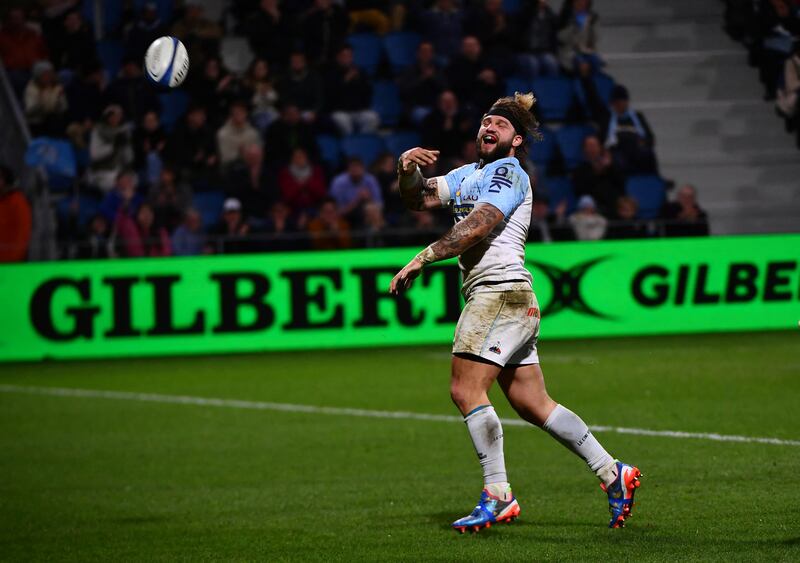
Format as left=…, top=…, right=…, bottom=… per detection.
left=427, top=511, right=594, bottom=533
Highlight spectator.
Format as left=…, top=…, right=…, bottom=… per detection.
left=89, top=105, right=134, bottom=192
left=263, top=102, right=319, bottom=165
left=398, top=41, right=447, bottom=123
left=245, top=0, right=293, bottom=68
left=53, top=10, right=96, bottom=71
left=278, top=147, right=327, bottom=215
left=76, top=214, right=113, bottom=259
left=421, top=90, right=473, bottom=162
left=324, top=45, right=380, bottom=135
left=125, top=2, right=167, bottom=61
left=24, top=60, right=68, bottom=137
left=445, top=36, right=503, bottom=113
left=463, top=0, right=515, bottom=76
left=279, top=52, right=324, bottom=124
left=660, top=184, right=710, bottom=237
left=756, top=0, right=800, bottom=100
left=528, top=195, right=573, bottom=242
left=133, top=111, right=167, bottom=184
left=362, top=201, right=388, bottom=247
left=100, top=169, right=142, bottom=222
left=115, top=202, right=172, bottom=257
left=104, top=55, right=161, bottom=125
left=171, top=1, right=222, bottom=72
left=216, top=100, right=262, bottom=166
left=0, top=8, right=49, bottom=96
left=569, top=194, right=607, bottom=240
left=187, top=56, right=242, bottom=127
left=224, top=143, right=277, bottom=219
left=557, top=0, right=601, bottom=73
left=371, top=152, right=404, bottom=224
left=65, top=62, right=105, bottom=124
left=307, top=197, right=352, bottom=250
left=599, top=85, right=658, bottom=175
left=571, top=134, right=625, bottom=216
left=776, top=40, right=800, bottom=123
left=208, top=197, right=252, bottom=254
left=259, top=200, right=303, bottom=251
left=606, top=196, right=648, bottom=239
left=171, top=208, right=206, bottom=256
left=422, top=0, right=463, bottom=64
left=517, top=0, right=560, bottom=78
left=330, top=157, right=383, bottom=225
left=147, top=166, right=192, bottom=232
left=243, top=58, right=280, bottom=132
left=0, top=166, right=32, bottom=262
left=165, top=104, right=218, bottom=187
left=300, top=0, right=349, bottom=65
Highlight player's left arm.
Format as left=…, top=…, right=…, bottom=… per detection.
left=389, top=203, right=504, bottom=294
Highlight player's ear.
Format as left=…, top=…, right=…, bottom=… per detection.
left=512, top=134, right=523, bottom=148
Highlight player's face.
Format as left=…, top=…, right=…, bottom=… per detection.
left=476, top=115, right=521, bottom=163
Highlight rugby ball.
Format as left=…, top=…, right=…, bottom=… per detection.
left=144, top=36, right=189, bottom=88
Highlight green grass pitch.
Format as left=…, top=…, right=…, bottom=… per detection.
left=1, top=331, right=799, bottom=562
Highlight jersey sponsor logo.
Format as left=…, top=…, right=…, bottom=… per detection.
left=488, top=165, right=513, bottom=193
left=526, top=257, right=613, bottom=319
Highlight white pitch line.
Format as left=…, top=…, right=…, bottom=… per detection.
left=1, top=384, right=799, bottom=448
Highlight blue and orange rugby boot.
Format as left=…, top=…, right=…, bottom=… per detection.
left=451, top=488, right=521, bottom=534
left=601, top=460, right=642, bottom=528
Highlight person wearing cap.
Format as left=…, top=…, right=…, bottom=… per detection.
left=568, top=194, right=607, bottom=241
left=24, top=59, right=68, bottom=136
left=208, top=197, right=252, bottom=254
left=585, top=83, right=658, bottom=175
left=391, top=91, right=640, bottom=533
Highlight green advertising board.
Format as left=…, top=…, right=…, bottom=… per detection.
left=0, top=234, right=798, bottom=362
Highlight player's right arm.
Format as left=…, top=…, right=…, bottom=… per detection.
left=397, top=147, right=449, bottom=211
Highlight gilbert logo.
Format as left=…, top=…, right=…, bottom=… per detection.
left=527, top=257, right=612, bottom=319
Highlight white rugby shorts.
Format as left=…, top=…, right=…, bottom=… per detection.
left=452, top=286, right=541, bottom=366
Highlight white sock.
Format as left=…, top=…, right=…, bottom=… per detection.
left=543, top=404, right=615, bottom=486
left=464, top=405, right=507, bottom=486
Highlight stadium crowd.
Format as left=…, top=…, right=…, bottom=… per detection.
left=723, top=0, right=800, bottom=148
left=0, top=0, right=711, bottom=261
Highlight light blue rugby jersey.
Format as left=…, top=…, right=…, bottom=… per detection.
left=442, top=156, right=533, bottom=295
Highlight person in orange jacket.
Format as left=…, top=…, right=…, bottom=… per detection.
left=0, top=165, right=32, bottom=262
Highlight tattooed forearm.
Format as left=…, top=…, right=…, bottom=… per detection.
left=416, top=205, right=504, bottom=265
left=398, top=167, right=440, bottom=211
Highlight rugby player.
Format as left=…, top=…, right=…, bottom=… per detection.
left=389, top=92, right=641, bottom=532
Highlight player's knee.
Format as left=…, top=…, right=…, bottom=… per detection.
left=449, top=380, right=471, bottom=412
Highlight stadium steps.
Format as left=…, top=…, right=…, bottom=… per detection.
left=598, top=0, right=800, bottom=235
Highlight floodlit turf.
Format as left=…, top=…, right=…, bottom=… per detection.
left=1, top=332, right=799, bottom=562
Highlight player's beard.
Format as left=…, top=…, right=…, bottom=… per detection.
left=476, top=137, right=513, bottom=164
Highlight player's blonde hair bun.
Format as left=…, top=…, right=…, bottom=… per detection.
left=514, top=91, right=536, bottom=111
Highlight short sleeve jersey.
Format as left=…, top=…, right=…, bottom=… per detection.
left=442, top=156, right=532, bottom=295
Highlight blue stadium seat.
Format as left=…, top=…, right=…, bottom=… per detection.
left=316, top=135, right=342, bottom=170
left=530, top=126, right=556, bottom=167
left=503, top=0, right=524, bottom=13
left=24, top=137, right=77, bottom=191
left=341, top=134, right=386, bottom=166
left=531, top=76, right=575, bottom=121
left=82, top=1, right=124, bottom=35
left=348, top=33, right=382, bottom=75
left=158, top=90, right=189, bottom=131
left=192, top=191, right=225, bottom=230
left=554, top=124, right=595, bottom=169
left=540, top=176, right=576, bottom=214
left=625, top=175, right=667, bottom=219
left=593, top=72, right=616, bottom=105
left=505, top=76, right=531, bottom=97
left=383, top=32, right=421, bottom=72
left=133, top=0, right=173, bottom=23
left=385, top=131, right=421, bottom=158
left=97, top=40, right=125, bottom=79
left=57, top=194, right=102, bottom=227
left=371, top=80, right=402, bottom=126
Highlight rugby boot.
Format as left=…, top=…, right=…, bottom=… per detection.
left=451, top=489, right=520, bottom=534
left=600, top=460, right=642, bottom=528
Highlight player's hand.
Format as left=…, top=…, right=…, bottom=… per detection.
left=398, top=148, right=440, bottom=175
left=389, top=258, right=424, bottom=294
